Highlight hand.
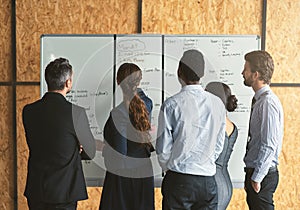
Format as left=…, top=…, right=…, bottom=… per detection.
left=251, top=180, right=261, bottom=193
left=95, top=139, right=105, bottom=151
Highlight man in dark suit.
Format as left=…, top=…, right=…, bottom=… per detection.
left=22, top=57, right=96, bottom=210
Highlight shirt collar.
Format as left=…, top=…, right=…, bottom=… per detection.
left=254, top=85, right=270, bottom=100
left=181, top=84, right=204, bottom=92
left=43, top=92, right=67, bottom=102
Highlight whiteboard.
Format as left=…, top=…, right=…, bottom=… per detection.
left=41, top=34, right=260, bottom=188
left=164, top=35, right=260, bottom=188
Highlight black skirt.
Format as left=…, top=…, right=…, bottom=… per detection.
left=99, top=171, right=154, bottom=210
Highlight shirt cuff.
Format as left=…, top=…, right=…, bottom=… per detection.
left=251, top=169, right=267, bottom=183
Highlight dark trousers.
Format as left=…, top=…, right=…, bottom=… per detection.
left=162, top=170, right=218, bottom=210
left=244, top=167, right=279, bottom=210
left=27, top=199, right=77, bottom=210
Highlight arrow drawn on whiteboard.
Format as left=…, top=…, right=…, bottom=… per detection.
left=117, top=39, right=146, bottom=52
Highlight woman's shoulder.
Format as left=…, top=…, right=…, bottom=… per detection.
left=137, top=88, right=153, bottom=110
left=226, top=121, right=238, bottom=137
left=110, top=103, right=128, bottom=121
left=228, top=123, right=238, bottom=141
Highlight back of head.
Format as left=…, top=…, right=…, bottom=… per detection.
left=45, top=57, right=73, bottom=91
left=178, top=49, right=205, bottom=82
left=244, top=50, right=274, bottom=84
left=116, top=63, right=151, bottom=143
left=117, top=63, right=142, bottom=97
left=205, top=81, right=238, bottom=112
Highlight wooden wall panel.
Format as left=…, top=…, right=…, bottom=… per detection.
left=0, top=86, right=13, bottom=210
left=272, top=87, right=300, bottom=209
left=10, top=0, right=300, bottom=210
left=0, top=1, right=13, bottom=209
left=16, top=0, right=138, bottom=82
left=267, top=1, right=300, bottom=83
left=228, top=189, right=247, bottom=209
left=0, top=0, right=12, bottom=81
left=142, top=0, right=261, bottom=34
left=16, top=85, right=40, bottom=210
left=78, top=188, right=101, bottom=209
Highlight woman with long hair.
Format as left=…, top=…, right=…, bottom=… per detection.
left=99, top=63, right=154, bottom=210
left=205, top=81, right=238, bottom=210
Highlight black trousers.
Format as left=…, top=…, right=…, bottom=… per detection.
left=27, top=199, right=77, bottom=210
left=162, top=171, right=218, bottom=210
left=244, top=167, right=279, bottom=210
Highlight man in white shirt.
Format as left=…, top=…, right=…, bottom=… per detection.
left=156, top=49, right=226, bottom=210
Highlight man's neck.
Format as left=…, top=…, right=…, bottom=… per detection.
left=49, top=90, right=67, bottom=97
left=252, top=83, right=268, bottom=92
left=181, top=81, right=200, bottom=87
left=252, top=81, right=267, bottom=93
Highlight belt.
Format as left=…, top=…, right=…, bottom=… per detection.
left=244, top=166, right=278, bottom=174
left=166, top=170, right=206, bottom=177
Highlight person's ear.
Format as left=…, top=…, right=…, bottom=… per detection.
left=177, top=65, right=183, bottom=79
left=66, top=78, right=72, bottom=89
left=177, top=66, right=187, bottom=86
left=253, top=71, right=260, bottom=80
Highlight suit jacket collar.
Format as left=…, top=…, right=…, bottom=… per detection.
left=43, top=92, right=67, bottom=102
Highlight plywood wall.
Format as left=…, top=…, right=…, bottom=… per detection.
left=142, top=0, right=261, bottom=34
left=265, top=1, right=300, bottom=207
left=272, top=87, right=300, bottom=208
left=0, top=0, right=12, bottom=82
left=267, top=1, right=300, bottom=83
left=16, top=86, right=40, bottom=209
left=0, top=86, right=13, bottom=210
left=0, top=0, right=299, bottom=209
left=0, top=1, right=13, bottom=210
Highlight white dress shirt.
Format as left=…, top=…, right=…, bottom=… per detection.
left=244, top=85, right=284, bottom=182
left=156, top=85, right=226, bottom=176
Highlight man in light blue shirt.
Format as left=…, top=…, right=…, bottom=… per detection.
left=156, top=49, right=226, bottom=210
left=242, top=50, right=284, bottom=210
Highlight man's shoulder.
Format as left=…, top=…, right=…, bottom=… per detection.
left=261, top=90, right=282, bottom=107
left=162, top=94, right=180, bottom=110
left=23, top=99, right=42, bottom=112
left=164, top=91, right=183, bottom=103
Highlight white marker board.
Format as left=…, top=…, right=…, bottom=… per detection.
left=163, top=35, right=259, bottom=188
left=41, top=34, right=260, bottom=188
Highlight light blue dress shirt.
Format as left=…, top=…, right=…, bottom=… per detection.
left=156, top=85, right=226, bottom=176
left=244, top=85, right=284, bottom=182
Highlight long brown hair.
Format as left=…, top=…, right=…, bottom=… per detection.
left=117, top=63, right=151, bottom=144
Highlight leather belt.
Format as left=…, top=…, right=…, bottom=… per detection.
left=244, top=166, right=278, bottom=174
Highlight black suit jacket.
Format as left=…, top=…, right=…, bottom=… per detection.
left=22, top=92, right=96, bottom=203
